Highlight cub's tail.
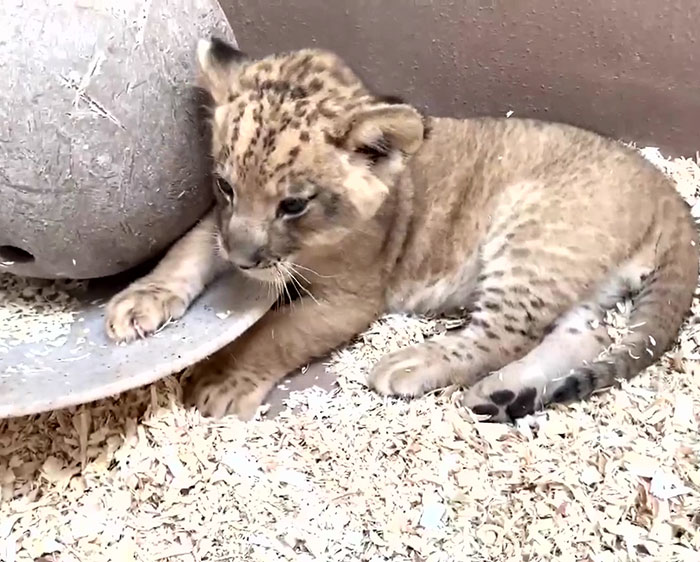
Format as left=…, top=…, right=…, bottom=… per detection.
left=555, top=202, right=698, bottom=402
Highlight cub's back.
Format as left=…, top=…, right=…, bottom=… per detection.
left=394, top=116, right=686, bottom=274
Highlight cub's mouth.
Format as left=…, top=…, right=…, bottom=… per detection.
left=236, top=264, right=279, bottom=283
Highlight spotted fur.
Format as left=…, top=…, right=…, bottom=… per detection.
left=105, top=37, right=699, bottom=422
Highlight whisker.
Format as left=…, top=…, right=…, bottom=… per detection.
left=283, top=263, right=321, bottom=306
left=276, top=264, right=295, bottom=309
left=281, top=264, right=306, bottom=308
left=288, top=262, right=337, bottom=279
left=285, top=263, right=312, bottom=285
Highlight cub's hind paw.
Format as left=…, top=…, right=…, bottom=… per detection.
left=367, top=343, right=452, bottom=397
left=105, top=282, right=187, bottom=342
left=460, top=376, right=541, bottom=423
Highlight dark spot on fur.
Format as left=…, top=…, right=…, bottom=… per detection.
left=521, top=329, right=539, bottom=341
left=470, top=290, right=484, bottom=302
left=472, top=404, right=499, bottom=417
left=485, top=286, right=506, bottom=296
left=504, top=324, right=516, bottom=333
left=478, top=270, right=504, bottom=283
left=484, top=330, right=499, bottom=340
left=470, top=317, right=490, bottom=329
left=450, top=350, right=463, bottom=360
left=543, top=322, right=557, bottom=336
left=484, top=301, right=501, bottom=312
left=475, top=342, right=491, bottom=353
left=491, top=245, right=507, bottom=259
left=290, top=86, right=307, bottom=99
left=529, top=297, right=545, bottom=309
left=566, top=326, right=580, bottom=335
left=594, top=333, right=608, bottom=344
left=224, top=398, right=235, bottom=413
left=288, top=146, right=300, bottom=159
left=299, top=131, right=310, bottom=142
left=505, top=387, right=537, bottom=418
left=308, top=77, right=324, bottom=92
left=511, top=285, right=532, bottom=296
left=489, top=389, right=515, bottom=405
left=513, top=345, right=523, bottom=354
left=323, top=192, right=341, bottom=218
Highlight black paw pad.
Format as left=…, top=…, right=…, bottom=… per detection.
left=550, top=366, right=597, bottom=404
left=550, top=375, right=580, bottom=404
left=505, top=387, right=537, bottom=419
left=472, top=404, right=500, bottom=417
left=489, top=389, right=515, bottom=405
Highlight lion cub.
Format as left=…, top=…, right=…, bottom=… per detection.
left=105, top=37, right=698, bottom=422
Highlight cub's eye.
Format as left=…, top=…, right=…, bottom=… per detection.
left=277, top=197, right=309, bottom=217
left=214, top=176, right=235, bottom=202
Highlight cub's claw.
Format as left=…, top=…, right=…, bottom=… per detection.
left=105, top=283, right=187, bottom=342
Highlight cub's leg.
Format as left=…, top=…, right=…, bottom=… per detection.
left=106, top=211, right=226, bottom=342
left=461, top=302, right=610, bottom=421
left=185, top=290, right=381, bottom=420
left=368, top=187, right=623, bottom=398
left=367, top=259, right=590, bottom=397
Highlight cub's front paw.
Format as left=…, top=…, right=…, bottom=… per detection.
left=367, top=343, right=451, bottom=397
left=183, top=364, right=272, bottom=421
left=105, top=282, right=187, bottom=342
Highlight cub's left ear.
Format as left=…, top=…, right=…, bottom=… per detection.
left=196, top=36, right=247, bottom=105
left=340, top=104, right=425, bottom=160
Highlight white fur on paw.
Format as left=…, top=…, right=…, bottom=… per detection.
left=105, top=283, right=186, bottom=342
left=189, top=375, right=270, bottom=421
left=367, top=345, right=449, bottom=397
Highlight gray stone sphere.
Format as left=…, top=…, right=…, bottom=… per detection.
left=0, top=0, right=235, bottom=279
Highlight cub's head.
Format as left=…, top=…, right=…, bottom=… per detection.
left=196, top=37, right=426, bottom=281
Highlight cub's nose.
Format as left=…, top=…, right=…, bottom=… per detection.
left=234, top=248, right=267, bottom=270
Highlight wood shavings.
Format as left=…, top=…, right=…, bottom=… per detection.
left=1, top=147, right=699, bottom=561
left=0, top=274, right=84, bottom=349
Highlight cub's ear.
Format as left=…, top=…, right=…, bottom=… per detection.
left=196, top=37, right=247, bottom=104
left=338, top=103, right=425, bottom=161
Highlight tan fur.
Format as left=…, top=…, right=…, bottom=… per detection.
left=106, top=38, right=699, bottom=421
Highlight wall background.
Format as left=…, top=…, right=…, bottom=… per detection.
left=220, top=0, right=700, bottom=156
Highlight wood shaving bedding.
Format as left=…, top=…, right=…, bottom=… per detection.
left=0, top=277, right=85, bottom=351
left=1, top=148, right=699, bottom=562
